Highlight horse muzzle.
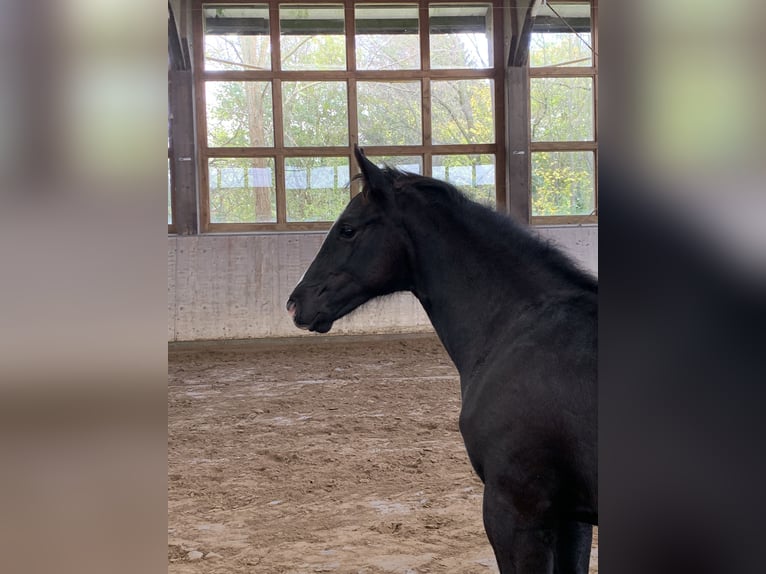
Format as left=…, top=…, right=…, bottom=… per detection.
left=285, top=296, right=334, bottom=333
left=285, top=298, right=309, bottom=330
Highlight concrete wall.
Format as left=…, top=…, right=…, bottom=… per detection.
left=168, top=226, right=597, bottom=342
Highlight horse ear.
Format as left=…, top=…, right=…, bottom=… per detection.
left=354, top=144, right=387, bottom=199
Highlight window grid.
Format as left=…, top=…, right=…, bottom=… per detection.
left=529, top=0, right=597, bottom=225
left=194, top=0, right=506, bottom=232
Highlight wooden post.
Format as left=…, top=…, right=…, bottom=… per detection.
left=170, top=69, right=198, bottom=235
left=506, top=66, right=530, bottom=224
left=504, top=0, right=536, bottom=224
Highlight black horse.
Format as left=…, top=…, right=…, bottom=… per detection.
left=287, top=146, right=597, bottom=573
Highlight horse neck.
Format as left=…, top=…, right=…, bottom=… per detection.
left=401, top=202, right=562, bottom=377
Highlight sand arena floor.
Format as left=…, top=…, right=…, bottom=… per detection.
left=168, top=335, right=597, bottom=573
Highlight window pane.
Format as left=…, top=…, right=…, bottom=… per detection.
left=168, top=158, right=173, bottom=225
left=280, top=5, right=346, bottom=70
left=531, top=77, right=593, bottom=142
left=203, top=5, right=271, bottom=71
left=282, top=82, right=348, bottom=147
left=206, top=82, right=274, bottom=147
left=530, top=3, right=592, bottom=67
left=531, top=151, right=594, bottom=216
left=358, top=82, right=422, bottom=146
left=367, top=156, right=423, bottom=174
left=286, top=157, right=350, bottom=222
left=429, top=4, right=492, bottom=69
left=209, top=158, right=276, bottom=223
left=431, top=79, right=494, bottom=144
left=433, top=154, right=495, bottom=206
left=355, top=4, right=420, bottom=70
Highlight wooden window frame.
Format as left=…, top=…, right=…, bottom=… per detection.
left=193, top=0, right=506, bottom=232
left=529, top=0, right=598, bottom=226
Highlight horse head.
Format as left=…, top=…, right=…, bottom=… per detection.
left=286, top=146, right=412, bottom=333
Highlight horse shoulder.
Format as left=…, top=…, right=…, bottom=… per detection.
left=459, top=290, right=597, bottom=471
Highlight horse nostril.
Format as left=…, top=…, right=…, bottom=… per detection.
left=286, top=299, right=297, bottom=316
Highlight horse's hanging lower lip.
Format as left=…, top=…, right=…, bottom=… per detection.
left=309, top=321, right=332, bottom=334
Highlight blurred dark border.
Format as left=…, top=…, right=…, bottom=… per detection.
left=599, top=2, right=766, bottom=573
left=0, top=1, right=764, bottom=573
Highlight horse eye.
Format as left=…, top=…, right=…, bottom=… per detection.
left=338, top=224, right=356, bottom=239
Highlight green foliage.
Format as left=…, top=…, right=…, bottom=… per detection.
left=528, top=31, right=595, bottom=216
left=531, top=77, right=593, bottom=142
left=529, top=32, right=592, bottom=68
left=356, top=32, right=419, bottom=70
left=431, top=80, right=494, bottom=145
left=358, top=82, right=422, bottom=146
left=430, top=31, right=490, bottom=69
left=207, top=81, right=274, bottom=147
left=285, top=157, right=350, bottom=222
left=209, top=158, right=276, bottom=223
left=531, top=153, right=594, bottom=216
left=281, top=34, right=346, bottom=71
left=282, top=81, right=348, bottom=147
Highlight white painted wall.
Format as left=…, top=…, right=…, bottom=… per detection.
left=168, top=226, right=597, bottom=342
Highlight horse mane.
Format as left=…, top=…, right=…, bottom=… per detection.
left=383, top=168, right=598, bottom=293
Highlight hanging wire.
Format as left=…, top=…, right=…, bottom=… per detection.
left=542, top=0, right=598, bottom=58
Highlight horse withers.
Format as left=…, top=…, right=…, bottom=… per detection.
left=287, top=146, right=597, bottom=573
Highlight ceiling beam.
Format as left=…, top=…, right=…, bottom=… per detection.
left=507, top=0, right=541, bottom=68
left=168, top=1, right=190, bottom=71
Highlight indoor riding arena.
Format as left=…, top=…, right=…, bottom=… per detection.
left=169, top=1, right=599, bottom=572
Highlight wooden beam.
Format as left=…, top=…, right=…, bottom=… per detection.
left=492, top=0, right=507, bottom=212
left=208, top=222, right=335, bottom=233
left=530, top=141, right=597, bottom=152
left=168, top=3, right=188, bottom=71
left=170, top=69, right=198, bottom=234
left=530, top=66, right=596, bottom=78
left=168, top=20, right=183, bottom=71
left=530, top=215, right=597, bottom=225
left=508, top=0, right=539, bottom=68
left=506, top=66, right=530, bottom=224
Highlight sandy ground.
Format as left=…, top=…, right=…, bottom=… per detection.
left=168, top=335, right=597, bottom=573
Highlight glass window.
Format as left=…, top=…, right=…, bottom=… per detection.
left=280, top=5, right=346, bottom=70
left=530, top=2, right=592, bottom=67
left=433, top=154, right=495, bottom=205
left=431, top=79, right=494, bottom=144
left=355, top=4, right=420, bottom=70
left=209, top=158, right=277, bottom=223
left=196, top=1, right=507, bottom=229
left=282, top=82, right=348, bottom=147
left=531, top=77, right=594, bottom=142
left=429, top=4, right=492, bottom=70
left=285, top=157, right=351, bottom=222
left=358, top=81, right=422, bottom=146
left=206, top=82, right=274, bottom=147
left=203, top=5, right=272, bottom=71
left=531, top=151, right=595, bottom=216
left=367, top=156, right=423, bottom=174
